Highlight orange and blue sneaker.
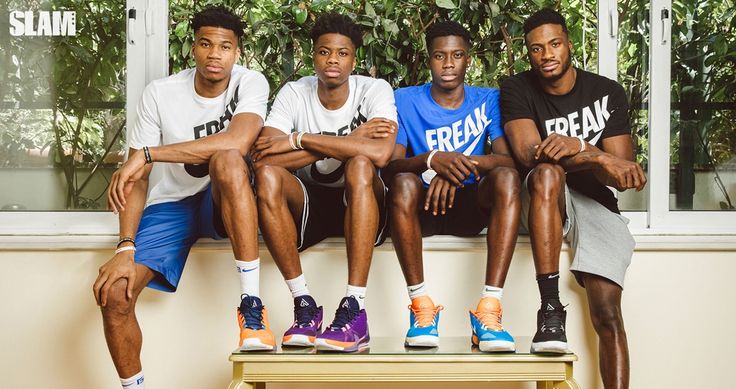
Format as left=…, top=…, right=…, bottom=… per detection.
left=282, top=295, right=323, bottom=347
left=237, top=295, right=276, bottom=351
left=315, top=296, right=369, bottom=352
left=470, top=297, right=515, bottom=352
left=405, top=295, right=444, bottom=347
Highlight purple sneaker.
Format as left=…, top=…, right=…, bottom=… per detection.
left=315, top=296, right=370, bottom=352
left=282, top=295, right=323, bottom=347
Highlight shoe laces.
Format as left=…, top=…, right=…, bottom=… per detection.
left=540, top=307, right=565, bottom=333
left=474, top=306, right=503, bottom=331
left=409, top=304, right=443, bottom=327
left=328, top=304, right=357, bottom=331
left=240, top=301, right=265, bottom=330
left=293, top=304, right=317, bottom=328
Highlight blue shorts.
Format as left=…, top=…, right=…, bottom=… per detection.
left=134, top=185, right=226, bottom=292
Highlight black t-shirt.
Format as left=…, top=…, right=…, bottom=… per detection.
left=500, top=68, right=630, bottom=214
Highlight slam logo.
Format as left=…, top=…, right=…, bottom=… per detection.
left=9, top=11, right=76, bottom=37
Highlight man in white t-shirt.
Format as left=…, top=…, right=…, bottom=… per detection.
left=251, top=13, right=397, bottom=352
left=92, top=7, right=272, bottom=389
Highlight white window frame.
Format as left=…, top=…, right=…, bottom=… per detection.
left=0, top=0, right=168, bottom=236
left=0, top=0, right=733, bottom=238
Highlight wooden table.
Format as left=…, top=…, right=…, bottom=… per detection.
left=229, top=336, right=580, bottom=389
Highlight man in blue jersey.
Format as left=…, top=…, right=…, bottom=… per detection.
left=383, top=21, right=521, bottom=351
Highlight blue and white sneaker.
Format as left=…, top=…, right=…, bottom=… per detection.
left=470, top=297, right=515, bottom=352
left=405, top=296, right=443, bottom=347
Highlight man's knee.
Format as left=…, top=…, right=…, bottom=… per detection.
left=210, top=149, right=249, bottom=185
left=344, top=155, right=375, bottom=189
left=254, top=165, right=283, bottom=205
left=590, top=300, right=626, bottom=337
left=488, top=166, right=521, bottom=201
left=389, top=173, right=422, bottom=214
left=528, top=163, right=565, bottom=201
left=101, top=279, right=136, bottom=321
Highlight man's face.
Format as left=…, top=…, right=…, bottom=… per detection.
left=313, top=33, right=355, bottom=89
left=192, top=26, right=240, bottom=84
left=428, top=35, right=469, bottom=92
left=526, top=23, right=573, bottom=81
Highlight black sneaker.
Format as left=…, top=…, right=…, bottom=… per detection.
left=530, top=301, right=568, bottom=354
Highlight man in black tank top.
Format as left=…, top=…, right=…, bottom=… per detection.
left=501, top=8, right=646, bottom=389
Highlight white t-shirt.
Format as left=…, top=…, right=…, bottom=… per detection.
left=264, top=75, right=397, bottom=187
left=129, top=65, right=269, bottom=206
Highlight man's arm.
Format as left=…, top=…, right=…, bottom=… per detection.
left=470, top=136, right=517, bottom=173
left=252, top=126, right=325, bottom=172
left=94, top=148, right=152, bottom=306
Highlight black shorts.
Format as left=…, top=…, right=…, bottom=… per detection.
left=418, top=184, right=488, bottom=237
left=295, top=176, right=389, bottom=251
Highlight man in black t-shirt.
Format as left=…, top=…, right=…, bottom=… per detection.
left=501, top=8, right=646, bottom=388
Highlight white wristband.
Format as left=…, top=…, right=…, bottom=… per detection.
left=426, top=149, right=439, bottom=170
left=115, top=246, right=136, bottom=254
left=288, top=132, right=298, bottom=150
left=578, top=137, right=586, bottom=153
left=296, top=132, right=306, bottom=150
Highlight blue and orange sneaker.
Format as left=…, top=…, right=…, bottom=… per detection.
left=315, top=296, right=369, bottom=352
left=282, top=295, right=323, bottom=347
left=470, top=297, right=515, bottom=352
left=405, top=295, right=443, bottom=347
left=237, top=295, right=276, bottom=351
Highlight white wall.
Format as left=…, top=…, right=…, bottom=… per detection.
left=1, top=243, right=735, bottom=389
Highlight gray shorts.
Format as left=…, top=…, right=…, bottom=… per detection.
left=520, top=172, right=635, bottom=288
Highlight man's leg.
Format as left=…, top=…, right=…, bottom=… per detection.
left=389, top=172, right=443, bottom=347
left=101, top=265, right=155, bottom=382
left=210, top=150, right=275, bottom=351
left=582, top=273, right=630, bottom=389
left=469, top=166, right=520, bottom=352
left=525, top=163, right=569, bottom=353
left=255, top=164, right=323, bottom=347
left=315, top=156, right=380, bottom=352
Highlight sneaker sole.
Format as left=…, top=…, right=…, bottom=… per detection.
left=315, top=338, right=369, bottom=352
left=239, top=338, right=276, bottom=351
left=530, top=341, right=567, bottom=354
left=479, top=340, right=515, bottom=353
left=282, top=334, right=316, bottom=347
left=405, top=335, right=439, bottom=348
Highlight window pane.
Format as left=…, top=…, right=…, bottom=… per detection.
left=0, top=2, right=126, bottom=211
left=616, top=0, right=649, bottom=212
left=670, top=1, right=735, bottom=211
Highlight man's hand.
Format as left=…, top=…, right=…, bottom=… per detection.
left=428, top=151, right=480, bottom=186
left=594, top=153, right=647, bottom=191
left=535, top=133, right=583, bottom=162
left=348, top=118, right=396, bottom=139
left=108, top=151, right=147, bottom=213
left=252, top=134, right=292, bottom=162
left=93, top=251, right=137, bottom=306
left=424, top=175, right=457, bottom=216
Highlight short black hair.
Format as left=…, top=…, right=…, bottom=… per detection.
left=425, top=21, right=471, bottom=51
left=191, top=6, right=244, bottom=42
left=523, top=8, right=568, bottom=37
left=310, top=13, right=363, bottom=49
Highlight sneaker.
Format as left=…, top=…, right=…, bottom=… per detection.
left=315, top=296, right=369, bottom=352
left=530, top=300, right=568, bottom=354
left=405, top=296, right=443, bottom=347
left=469, top=297, right=515, bottom=352
left=282, top=295, right=323, bottom=347
left=237, top=295, right=276, bottom=351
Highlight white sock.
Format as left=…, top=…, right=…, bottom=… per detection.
left=346, top=284, right=367, bottom=309
left=407, top=282, right=428, bottom=300
left=235, top=258, right=260, bottom=297
left=482, top=285, right=503, bottom=300
left=285, top=274, right=310, bottom=298
left=121, top=371, right=145, bottom=389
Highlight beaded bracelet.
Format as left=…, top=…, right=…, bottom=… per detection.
left=116, top=237, right=136, bottom=248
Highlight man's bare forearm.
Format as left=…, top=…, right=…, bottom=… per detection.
left=118, top=177, right=149, bottom=239
left=470, top=154, right=516, bottom=173
left=300, top=133, right=394, bottom=168
left=383, top=153, right=431, bottom=180
left=254, top=150, right=324, bottom=172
